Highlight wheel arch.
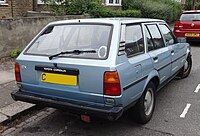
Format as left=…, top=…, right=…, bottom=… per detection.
left=143, top=70, right=160, bottom=93
left=186, top=43, right=192, bottom=58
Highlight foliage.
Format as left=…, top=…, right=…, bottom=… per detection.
left=122, top=0, right=144, bottom=10
left=10, top=48, right=22, bottom=58
left=184, top=0, right=192, bottom=10
left=41, top=0, right=141, bottom=17
left=41, top=0, right=70, bottom=15
left=68, top=0, right=102, bottom=15
left=122, top=0, right=182, bottom=23
left=90, top=8, right=141, bottom=18
left=195, top=2, right=200, bottom=10
left=41, top=0, right=102, bottom=15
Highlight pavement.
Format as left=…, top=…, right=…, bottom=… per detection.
left=0, top=59, right=35, bottom=124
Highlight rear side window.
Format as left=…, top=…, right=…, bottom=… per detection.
left=144, top=27, right=154, bottom=51
left=159, top=24, right=175, bottom=46
left=146, top=25, right=165, bottom=50
left=125, top=25, right=144, bottom=57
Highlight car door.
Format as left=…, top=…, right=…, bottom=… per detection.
left=117, top=24, right=153, bottom=106
left=144, top=23, right=171, bottom=84
left=158, top=23, right=187, bottom=76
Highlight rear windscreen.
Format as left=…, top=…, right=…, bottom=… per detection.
left=180, top=13, right=200, bottom=21
left=26, top=24, right=113, bottom=59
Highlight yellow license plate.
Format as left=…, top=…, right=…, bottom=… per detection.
left=185, top=33, right=199, bottom=37
left=41, top=72, right=77, bottom=86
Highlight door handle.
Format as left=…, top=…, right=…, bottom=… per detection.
left=171, top=50, right=174, bottom=54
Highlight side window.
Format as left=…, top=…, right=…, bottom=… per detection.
left=146, top=25, right=165, bottom=50
left=144, top=26, right=154, bottom=51
left=125, top=25, right=144, bottom=57
left=159, top=24, right=175, bottom=46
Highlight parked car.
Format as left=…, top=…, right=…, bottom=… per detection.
left=174, top=10, right=200, bottom=42
left=11, top=18, right=192, bottom=124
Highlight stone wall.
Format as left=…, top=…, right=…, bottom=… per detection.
left=0, top=15, right=87, bottom=57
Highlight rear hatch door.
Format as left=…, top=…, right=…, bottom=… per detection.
left=17, top=22, right=114, bottom=106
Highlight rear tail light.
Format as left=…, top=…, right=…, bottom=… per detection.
left=15, top=63, right=21, bottom=82
left=104, top=71, right=121, bottom=96
left=174, top=22, right=183, bottom=29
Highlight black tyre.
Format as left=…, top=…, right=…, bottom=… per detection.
left=131, top=82, right=156, bottom=124
left=178, top=55, right=192, bottom=79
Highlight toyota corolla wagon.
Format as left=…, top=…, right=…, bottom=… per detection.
left=11, top=18, right=192, bottom=124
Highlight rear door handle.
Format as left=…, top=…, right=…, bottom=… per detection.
left=171, top=50, right=174, bottom=54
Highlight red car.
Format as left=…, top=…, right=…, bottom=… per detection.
left=174, top=10, right=200, bottom=42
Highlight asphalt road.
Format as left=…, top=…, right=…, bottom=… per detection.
left=12, top=45, right=200, bottom=136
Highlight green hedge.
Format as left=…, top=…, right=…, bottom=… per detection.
left=123, top=0, right=182, bottom=23
left=196, top=2, right=200, bottom=10
left=89, top=8, right=141, bottom=18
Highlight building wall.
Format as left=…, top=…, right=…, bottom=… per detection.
left=0, top=0, right=12, bottom=19
left=12, top=0, right=33, bottom=17
left=0, top=0, right=33, bottom=19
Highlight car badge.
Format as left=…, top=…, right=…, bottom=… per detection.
left=191, top=23, right=195, bottom=27
left=53, top=63, right=57, bottom=67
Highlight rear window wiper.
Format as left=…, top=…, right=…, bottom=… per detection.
left=49, top=50, right=96, bottom=60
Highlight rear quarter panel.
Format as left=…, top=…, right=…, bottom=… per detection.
left=116, top=54, right=154, bottom=107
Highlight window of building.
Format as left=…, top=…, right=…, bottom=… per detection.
left=0, top=0, right=6, bottom=3
left=125, top=25, right=145, bottom=57
left=105, top=0, right=122, bottom=6
left=37, top=0, right=44, bottom=4
left=38, top=0, right=63, bottom=4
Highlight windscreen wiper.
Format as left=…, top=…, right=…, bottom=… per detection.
left=49, top=50, right=96, bottom=60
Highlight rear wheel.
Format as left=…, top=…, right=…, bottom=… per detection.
left=130, top=82, right=156, bottom=124
left=178, top=55, right=192, bottom=79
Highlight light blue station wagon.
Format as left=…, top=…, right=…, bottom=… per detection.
left=11, top=18, right=192, bottom=124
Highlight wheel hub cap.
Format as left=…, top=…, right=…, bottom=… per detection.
left=144, top=88, right=154, bottom=116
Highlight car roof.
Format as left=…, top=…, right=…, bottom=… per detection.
left=182, top=10, right=200, bottom=14
left=49, top=18, right=165, bottom=25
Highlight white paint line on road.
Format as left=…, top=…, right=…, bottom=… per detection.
left=194, top=84, right=200, bottom=93
left=180, top=103, right=191, bottom=118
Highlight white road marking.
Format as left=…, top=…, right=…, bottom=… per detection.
left=194, top=84, right=200, bottom=93
left=180, top=103, right=191, bottom=118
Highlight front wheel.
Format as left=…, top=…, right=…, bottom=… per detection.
left=178, top=55, right=192, bottom=79
left=130, top=82, right=156, bottom=124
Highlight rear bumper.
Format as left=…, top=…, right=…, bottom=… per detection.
left=186, top=38, right=200, bottom=42
left=174, top=30, right=200, bottom=41
left=11, top=90, right=123, bottom=120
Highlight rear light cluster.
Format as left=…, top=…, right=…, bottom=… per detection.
left=104, top=71, right=121, bottom=96
left=15, top=63, right=21, bottom=82
left=174, top=21, right=183, bottom=29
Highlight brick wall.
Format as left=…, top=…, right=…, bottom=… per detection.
left=12, top=0, right=33, bottom=17
left=0, top=0, right=33, bottom=19
left=0, top=0, right=12, bottom=19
